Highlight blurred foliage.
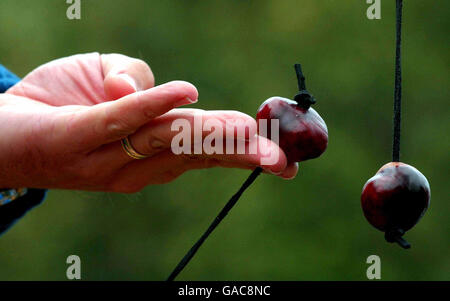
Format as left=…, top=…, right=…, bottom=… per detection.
left=0, top=0, right=448, bottom=280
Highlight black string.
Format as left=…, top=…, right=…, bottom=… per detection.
left=293, top=64, right=316, bottom=109
left=167, top=167, right=263, bottom=281
left=392, top=0, right=403, bottom=162
left=294, top=64, right=306, bottom=90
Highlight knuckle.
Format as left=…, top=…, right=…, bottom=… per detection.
left=143, top=108, right=157, bottom=120
left=141, top=135, right=165, bottom=156
left=105, top=115, right=135, bottom=139
left=135, top=92, right=157, bottom=119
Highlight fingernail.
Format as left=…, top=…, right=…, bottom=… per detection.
left=282, top=173, right=297, bottom=180
left=175, top=97, right=198, bottom=107
left=263, top=167, right=282, bottom=175
left=117, top=74, right=137, bottom=91
left=281, top=162, right=299, bottom=180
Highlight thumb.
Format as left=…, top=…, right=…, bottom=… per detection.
left=101, top=53, right=155, bottom=100
left=104, top=73, right=138, bottom=100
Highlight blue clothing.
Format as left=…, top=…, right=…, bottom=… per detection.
left=0, top=64, right=47, bottom=236
left=0, top=65, right=20, bottom=92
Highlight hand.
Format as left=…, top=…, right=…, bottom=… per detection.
left=0, top=53, right=298, bottom=192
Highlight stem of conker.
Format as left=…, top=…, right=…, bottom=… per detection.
left=385, top=227, right=411, bottom=249
left=294, top=64, right=316, bottom=110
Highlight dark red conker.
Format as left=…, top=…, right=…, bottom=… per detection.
left=256, top=97, right=328, bottom=163
left=361, top=162, right=430, bottom=248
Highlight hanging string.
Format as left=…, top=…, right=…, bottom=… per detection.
left=167, top=63, right=309, bottom=280
left=392, top=0, right=403, bottom=162
left=167, top=167, right=262, bottom=281
left=385, top=0, right=410, bottom=249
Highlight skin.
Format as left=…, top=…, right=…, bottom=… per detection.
left=0, top=53, right=299, bottom=193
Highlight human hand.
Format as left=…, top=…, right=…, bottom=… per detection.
left=0, top=53, right=297, bottom=192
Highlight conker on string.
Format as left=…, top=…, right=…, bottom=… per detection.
left=256, top=64, right=328, bottom=163
left=361, top=162, right=431, bottom=249
left=256, top=97, right=328, bottom=163
left=167, top=63, right=329, bottom=281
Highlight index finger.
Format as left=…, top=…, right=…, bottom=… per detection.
left=69, top=81, right=199, bottom=149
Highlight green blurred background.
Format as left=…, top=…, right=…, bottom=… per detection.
left=0, top=0, right=448, bottom=280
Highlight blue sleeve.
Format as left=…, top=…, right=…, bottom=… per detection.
left=0, top=64, right=47, bottom=236
left=0, top=65, right=21, bottom=93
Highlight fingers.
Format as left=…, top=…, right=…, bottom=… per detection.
left=107, top=134, right=287, bottom=191
left=89, top=107, right=287, bottom=173
left=92, top=109, right=258, bottom=165
left=107, top=151, right=212, bottom=192
left=108, top=148, right=286, bottom=193
left=278, top=162, right=299, bottom=179
left=101, top=53, right=155, bottom=100
left=186, top=135, right=287, bottom=174
left=71, top=81, right=199, bottom=148
left=91, top=107, right=296, bottom=191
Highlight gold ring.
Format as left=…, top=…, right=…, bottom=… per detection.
left=121, top=136, right=148, bottom=160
